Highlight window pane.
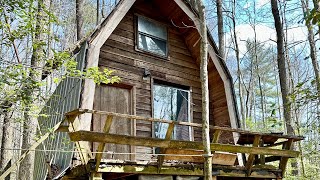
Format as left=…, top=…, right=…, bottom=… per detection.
left=138, top=17, right=167, bottom=40
left=153, top=84, right=190, bottom=140
left=138, top=34, right=166, bottom=56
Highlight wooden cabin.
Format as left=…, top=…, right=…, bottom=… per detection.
left=0, top=0, right=303, bottom=180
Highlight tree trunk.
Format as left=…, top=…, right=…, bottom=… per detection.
left=231, top=0, right=245, bottom=128
left=271, top=0, right=294, bottom=135
left=76, top=0, right=84, bottom=41
left=197, top=0, right=212, bottom=179
left=96, top=0, right=100, bottom=25
left=301, top=0, right=320, bottom=116
left=312, top=0, right=320, bottom=41
left=216, top=0, right=225, bottom=60
left=101, top=0, right=105, bottom=18
left=18, top=0, right=48, bottom=179
left=0, top=103, right=13, bottom=179
left=258, top=75, right=265, bottom=127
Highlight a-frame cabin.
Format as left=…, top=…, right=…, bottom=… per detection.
left=0, top=0, right=303, bottom=180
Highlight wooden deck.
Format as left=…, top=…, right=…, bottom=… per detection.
left=63, top=109, right=303, bottom=179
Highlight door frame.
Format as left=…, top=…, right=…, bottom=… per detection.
left=93, top=83, right=136, bottom=161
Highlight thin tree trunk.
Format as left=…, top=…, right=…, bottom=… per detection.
left=312, top=0, right=320, bottom=40
left=231, top=0, right=245, bottom=128
left=258, top=75, right=265, bottom=127
left=301, top=0, right=320, bottom=120
left=271, top=0, right=294, bottom=135
left=18, top=0, right=48, bottom=179
left=0, top=103, right=13, bottom=179
left=102, top=0, right=105, bottom=18
left=251, top=6, right=265, bottom=128
left=96, top=0, right=100, bottom=25
left=197, top=0, right=212, bottom=179
left=216, top=0, right=225, bottom=60
left=274, top=58, right=283, bottom=123
left=76, top=0, right=84, bottom=41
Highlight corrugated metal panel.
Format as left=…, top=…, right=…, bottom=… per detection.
left=33, top=42, right=87, bottom=180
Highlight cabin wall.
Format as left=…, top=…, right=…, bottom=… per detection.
left=93, top=1, right=231, bottom=160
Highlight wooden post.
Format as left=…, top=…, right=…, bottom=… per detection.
left=157, top=122, right=175, bottom=171
left=212, top=129, right=222, bottom=143
left=95, top=115, right=113, bottom=171
left=245, top=135, right=261, bottom=176
left=67, top=115, right=91, bottom=164
left=259, top=140, right=265, bottom=165
left=90, top=172, right=103, bottom=180
left=279, top=139, right=293, bottom=177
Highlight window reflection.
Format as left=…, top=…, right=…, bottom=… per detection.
left=137, top=16, right=167, bottom=56
left=153, top=84, right=191, bottom=141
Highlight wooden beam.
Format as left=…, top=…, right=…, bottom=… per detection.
left=93, top=164, right=277, bottom=178
left=164, top=149, right=236, bottom=166
left=97, top=164, right=203, bottom=176
left=68, top=115, right=92, bottom=164
left=263, top=156, right=281, bottom=163
left=56, top=125, right=70, bottom=132
left=68, top=109, right=304, bottom=141
left=212, top=129, right=221, bottom=143
left=279, top=139, right=294, bottom=177
left=68, top=131, right=300, bottom=157
left=259, top=140, right=265, bottom=164
left=89, top=0, right=136, bottom=48
left=165, top=123, right=175, bottom=139
left=245, top=135, right=261, bottom=176
left=158, top=122, right=175, bottom=171
left=265, top=141, right=286, bottom=147
left=65, top=108, right=88, bottom=116
left=95, top=115, right=113, bottom=171
left=90, top=172, right=103, bottom=180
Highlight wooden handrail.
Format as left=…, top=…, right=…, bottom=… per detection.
left=66, top=109, right=304, bottom=141
left=68, top=131, right=300, bottom=158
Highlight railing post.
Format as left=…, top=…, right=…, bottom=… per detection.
left=212, top=129, right=222, bottom=143
left=279, top=138, right=293, bottom=177
left=90, top=172, right=103, bottom=180
left=95, top=115, right=113, bottom=171
left=245, top=135, right=261, bottom=176
left=157, top=122, right=175, bottom=171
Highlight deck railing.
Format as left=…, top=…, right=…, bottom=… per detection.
left=65, top=108, right=303, bottom=178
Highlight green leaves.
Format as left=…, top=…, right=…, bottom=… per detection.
left=84, top=67, right=120, bottom=85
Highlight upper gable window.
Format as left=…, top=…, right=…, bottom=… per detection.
left=137, top=16, right=168, bottom=57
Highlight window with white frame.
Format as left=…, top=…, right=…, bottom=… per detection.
left=137, top=16, right=168, bottom=57
left=153, top=83, right=191, bottom=141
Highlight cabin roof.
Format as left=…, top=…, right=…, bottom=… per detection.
left=83, top=0, right=240, bottom=129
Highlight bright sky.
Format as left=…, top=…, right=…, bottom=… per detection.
left=223, top=0, right=308, bottom=59
left=230, top=24, right=308, bottom=57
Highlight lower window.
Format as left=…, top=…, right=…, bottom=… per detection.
left=153, top=82, right=191, bottom=141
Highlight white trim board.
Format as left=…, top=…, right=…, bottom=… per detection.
left=79, top=0, right=136, bottom=131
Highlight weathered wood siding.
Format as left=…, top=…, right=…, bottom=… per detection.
left=94, top=1, right=232, bottom=160
left=93, top=85, right=133, bottom=161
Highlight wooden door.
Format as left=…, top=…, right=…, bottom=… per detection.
left=93, top=84, right=132, bottom=160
